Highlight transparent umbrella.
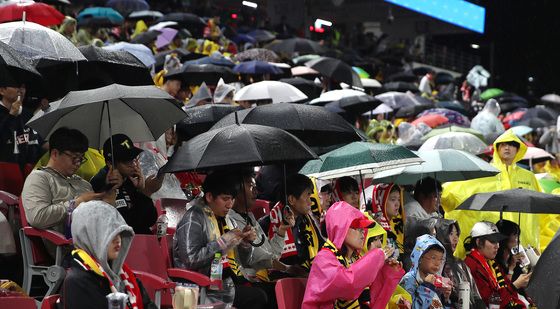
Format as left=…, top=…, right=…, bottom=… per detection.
left=233, top=81, right=307, bottom=103
left=419, top=132, right=488, bottom=155
left=0, top=20, right=85, bottom=61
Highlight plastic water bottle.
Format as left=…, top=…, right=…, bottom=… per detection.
left=209, top=252, right=222, bottom=290
left=106, top=292, right=128, bottom=309
left=458, top=281, right=470, bottom=309
left=156, top=210, right=168, bottom=238
left=489, top=292, right=501, bottom=309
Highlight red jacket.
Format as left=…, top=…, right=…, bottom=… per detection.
left=465, top=253, right=525, bottom=308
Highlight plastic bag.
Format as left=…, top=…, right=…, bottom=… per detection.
left=137, top=145, right=186, bottom=200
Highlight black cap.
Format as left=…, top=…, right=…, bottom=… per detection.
left=102, top=134, right=143, bottom=163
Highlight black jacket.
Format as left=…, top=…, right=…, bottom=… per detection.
left=90, top=166, right=157, bottom=234
left=59, top=259, right=157, bottom=309
left=0, top=104, right=43, bottom=164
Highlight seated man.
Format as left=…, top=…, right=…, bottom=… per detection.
left=21, top=128, right=119, bottom=252
left=90, top=134, right=162, bottom=234
left=174, top=171, right=268, bottom=309
left=404, top=177, right=442, bottom=222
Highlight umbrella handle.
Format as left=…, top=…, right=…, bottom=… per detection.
left=250, top=235, right=265, bottom=247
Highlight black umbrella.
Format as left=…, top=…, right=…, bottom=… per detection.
left=516, top=118, right=553, bottom=129
left=128, top=10, right=163, bottom=21
left=394, top=103, right=434, bottom=118
left=27, top=58, right=83, bottom=100
left=386, top=71, right=417, bottom=83
left=160, top=123, right=318, bottom=173
left=130, top=29, right=161, bottom=45
left=279, top=77, right=322, bottom=100
left=305, top=57, right=362, bottom=88
left=78, top=16, right=122, bottom=27
left=247, top=29, right=276, bottom=43
left=175, top=104, right=242, bottom=141
left=435, top=72, right=455, bottom=85
left=496, top=92, right=529, bottom=113
left=234, top=48, right=279, bottom=63
left=526, top=233, right=560, bottom=309
left=455, top=189, right=560, bottom=214
left=520, top=107, right=558, bottom=123
left=0, top=41, right=41, bottom=87
left=384, top=81, right=418, bottom=93
left=166, top=64, right=237, bottom=86
left=153, top=48, right=204, bottom=72
left=330, top=95, right=382, bottom=115
left=78, top=45, right=153, bottom=89
left=211, top=103, right=364, bottom=148
left=436, top=101, right=469, bottom=116
left=157, top=12, right=205, bottom=28
left=266, top=38, right=326, bottom=56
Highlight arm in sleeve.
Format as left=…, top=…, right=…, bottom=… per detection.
left=174, top=211, right=222, bottom=272
left=21, top=172, right=68, bottom=229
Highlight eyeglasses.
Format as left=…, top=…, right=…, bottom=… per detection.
left=422, top=255, right=445, bottom=263
left=62, top=151, right=87, bottom=165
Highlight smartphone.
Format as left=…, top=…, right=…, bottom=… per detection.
left=282, top=206, right=293, bottom=225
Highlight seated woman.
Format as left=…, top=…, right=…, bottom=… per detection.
left=464, top=221, right=530, bottom=308
left=434, top=219, right=485, bottom=309
left=60, top=200, right=156, bottom=309
left=369, top=183, right=405, bottom=260
left=303, top=201, right=404, bottom=308
left=259, top=173, right=325, bottom=276
left=495, top=220, right=532, bottom=297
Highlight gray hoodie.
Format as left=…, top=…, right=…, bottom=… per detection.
left=71, top=200, right=134, bottom=290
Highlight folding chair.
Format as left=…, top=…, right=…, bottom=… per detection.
left=0, top=296, right=37, bottom=309
left=275, top=278, right=308, bottom=309
left=41, top=294, right=60, bottom=309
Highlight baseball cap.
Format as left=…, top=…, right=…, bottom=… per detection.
left=470, top=221, right=507, bottom=243
left=350, top=216, right=376, bottom=229
left=102, top=134, right=143, bottom=163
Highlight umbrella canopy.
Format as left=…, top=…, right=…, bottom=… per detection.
left=495, top=92, right=529, bottom=113
left=175, top=104, right=242, bottom=140
left=518, top=107, right=558, bottom=124
left=77, top=7, right=124, bottom=27
left=167, top=63, right=237, bottom=86
left=434, top=72, right=455, bottom=85
left=184, top=54, right=235, bottom=68
left=128, top=10, right=163, bottom=21
left=386, top=71, right=416, bottom=83
left=310, top=89, right=367, bottom=106
left=383, top=81, right=418, bottom=93
left=419, top=132, right=488, bottom=155
left=411, top=114, right=449, bottom=128
left=480, top=88, right=504, bottom=101
left=247, top=29, right=276, bottom=43
left=0, top=40, right=41, bottom=87
left=155, top=27, right=177, bottom=49
left=157, top=12, right=205, bottom=28
left=372, top=149, right=500, bottom=185
left=329, top=95, right=382, bottom=115
left=0, top=1, right=64, bottom=26
left=541, top=93, right=560, bottom=105
left=130, top=29, right=161, bottom=45
left=394, top=103, right=434, bottom=118
left=526, top=233, right=560, bottom=309
left=26, top=84, right=186, bottom=148
left=0, top=21, right=85, bottom=61
left=234, top=48, right=279, bottom=63
left=266, top=38, right=326, bottom=57
left=279, top=77, right=322, bottom=100
left=367, top=103, right=393, bottom=115
left=160, top=124, right=318, bottom=173
left=299, top=142, right=423, bottom=180
left=103, top=42, right=155, bottom=67
left=436, top=101, right=469, bottom=116
left=516, top=118, right=554, bottom=129
left=153, top=48, right=202, bottom=71
left=211, top=103, right=364, bottom=148
left=456, top=189, right=560, bottom=214
left=422, top=126, right=485, bottom=142
left=292, top=54, right=321, bottom=65
left=233, top=81, right=307, bottom=103
left=305, top=57, right=362, bottom=87
left=106, top=0, right=149, bottom=15
left=352, top=66, right=370, bottom=78
left=417, top=108, right=471, bottom=127
left=361, top=78, right=382, bottom=89
left=522, top=147, right=555, bottom=164
left=376, top=91, right=431, bottom=110
left=78, top=45, right=152, bottom=89
left=291, top=66, right=319, bottom=76
left=233, top=60, right=283, bottom=75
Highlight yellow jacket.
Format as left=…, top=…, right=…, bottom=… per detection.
left=35, top=148, right=106, bottom=182
left=442, top=129, right=547, bottom=257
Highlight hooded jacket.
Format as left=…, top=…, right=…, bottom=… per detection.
left=60, top=200, right=155, bottom=309
left=302, top=201, right=404, bottom=309
left=442, top=129, right=543, bottom=257
left=434, top=219, right=485, bottom=309
left=470, top=99, right=505, bottom=142
left=400, top=234, right=449, bottom=309
left=371, top=184, right=405, bottom=257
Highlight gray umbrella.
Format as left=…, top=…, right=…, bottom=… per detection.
left=26, top=84, right=186, bottom=149
left=526, top=234, right=560, bottom=309
left=455, top=189, right=560, bottom=214
left=0, top=21, right=85, bottom=61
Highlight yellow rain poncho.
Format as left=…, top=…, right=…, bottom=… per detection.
left=34, top=148, right=106, bottom=182
left=131, top=20, right=148, bottom=39
left=442, top=129, right=546, bottom=257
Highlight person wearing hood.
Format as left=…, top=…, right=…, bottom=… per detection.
left=434, top=219, right=486, bottom=309
left=213, top=78, right=236, bottom=104
left=470, top=99, right=505, bottom=143
left=60, top=200, right=156, bottom=309
left=442, top=129, right=543, bottom=257
left=464, top=221, right=530, bottom=308
left=58, top=16, right=78, bottom=45
left=184, top=82, right=213, bottom=109
left=400, top=234, right=452, bottom=309
left=369, top=183, right=405, bottom=260
left=333, top=176, right=361, bottom=209
left=303, top=201, right=404, bottom=309
left=403, top=217, right=437, bottom=271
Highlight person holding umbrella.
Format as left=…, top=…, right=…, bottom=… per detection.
left=464, top=221, right=531, bottom=308
left=90, top=134, right=164, bottom=235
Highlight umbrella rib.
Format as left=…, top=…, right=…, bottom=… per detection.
left=120, top=97, right=155, bottom=139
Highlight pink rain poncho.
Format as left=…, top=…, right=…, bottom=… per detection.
left=302, top=201, right=404, bottom=309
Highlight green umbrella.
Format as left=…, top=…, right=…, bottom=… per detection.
left=539, top=178, right=560, bottom=193
left=352, top=66, right=370, bottom=78
left=372, top=149, right=500, bottom=185
left=299, top=141, right=422, bottom=180
left=292, top=54, right=320, bottom=65
left=422, top=125, right=485, bottom=142
left=480, top=88, right=504, bottom=101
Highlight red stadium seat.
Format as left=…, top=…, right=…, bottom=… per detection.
left=275, top=278, right=307, bottom=309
